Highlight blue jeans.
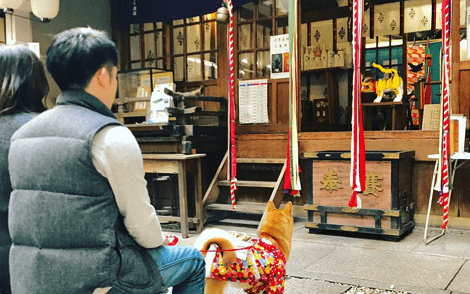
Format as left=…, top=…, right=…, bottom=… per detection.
left=109, top=246, right=205, bottom=294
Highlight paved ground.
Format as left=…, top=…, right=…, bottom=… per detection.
left=165, top=217, right=470, bottom=294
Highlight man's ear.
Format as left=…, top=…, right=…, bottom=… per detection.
left=95, top=67, right=109, bottom=88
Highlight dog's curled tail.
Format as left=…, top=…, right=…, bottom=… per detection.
left=194, top=228, right=238, bottom=267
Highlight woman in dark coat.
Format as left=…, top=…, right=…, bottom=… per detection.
left=0, top=45, right=49, bottom=294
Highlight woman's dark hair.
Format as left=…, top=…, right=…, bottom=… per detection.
left=0, top=45, right=49, bottom=115
left=46, top=27, right=118, bottom=91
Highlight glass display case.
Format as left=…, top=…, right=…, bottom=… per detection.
left=118, top=68, right=172, bottom=99
left=114, top=68, right=173, bottom=122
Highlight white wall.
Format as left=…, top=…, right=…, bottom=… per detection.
left=33, top=0, right=112, bottom=99
left=31, top=0, right=112, bottom=58
left=4, top=0, right=33, bottom=45
left=5, top=0, right=112, bottom=100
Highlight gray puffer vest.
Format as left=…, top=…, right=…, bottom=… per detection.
left=8, top=90, right=166, bottom=294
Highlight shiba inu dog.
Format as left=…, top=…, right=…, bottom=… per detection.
left=194, top=201, right=294, bottom=294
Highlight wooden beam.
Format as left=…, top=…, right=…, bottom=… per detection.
left=217, top=20, right=228, bottom=98
left=236, top=131, right=440, bottom=161
left=237, top=158, right=286, bottom=164
left=370, top=3, right=375, bottom=39
left=301, top=6, right=350, bottom=23
left=399, top=0, right=404, bottom=36
left=460, top=60, right=470, bottom=71
left=164, top=22, right=172, bottom=70
left=370, top=0, right=402, bottom=4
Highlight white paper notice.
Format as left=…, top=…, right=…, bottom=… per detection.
left=270, top=34, right=290, bottom=79
left=239, top=79, right=269, bottom=124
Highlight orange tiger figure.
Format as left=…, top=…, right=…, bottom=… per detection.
left=372, top=62, right=404, bottom=103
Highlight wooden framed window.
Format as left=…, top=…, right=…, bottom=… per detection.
left=237, top=0, right=288, bottom=79
left=171, top=13, right=218, bottom=82
left=127, top=13, right=218, bottom=83
left=0, top=13, right=5, bottom=44
left=129, top=22, right=166, bottom=70
left=364, top=35, right=404, bottom=81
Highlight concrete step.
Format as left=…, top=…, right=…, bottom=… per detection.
left=206, top=201, right=267, bottom=215
left=237, top=158, right=285, bottom=164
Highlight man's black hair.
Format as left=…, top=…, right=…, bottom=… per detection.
left=46, top=27, right=118, bottom=91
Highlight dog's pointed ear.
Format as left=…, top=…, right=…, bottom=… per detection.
left=283, top=202, right=293, bottom=215
left=267, top=200, right=276, bottom=211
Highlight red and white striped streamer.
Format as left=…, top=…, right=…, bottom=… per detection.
left=227, top=0, right=237, bottom=210
left=437, top=0, right=451, bottom=229
left=349, top=0, right=366, bottom=208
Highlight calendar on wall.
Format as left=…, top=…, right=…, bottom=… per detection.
left=239, top=79, right=269, bottom=124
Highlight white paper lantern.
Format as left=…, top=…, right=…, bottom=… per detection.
left=0, top=0, right=23, bottom=10
left=31, top=0, right=60, bottom=21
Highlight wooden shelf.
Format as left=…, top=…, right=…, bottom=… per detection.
left=362, top=101, right=409, bottom=107
left=174, top=95, right=226, bottom=103
left=114, top=96, right=150, bottom=104
left=423, top=81, right=441, bottom=85
left=301, top=67, right=349, bottom=127
left=167, top=107, right=227, bottom=117
left=115, top=111, right=147, bottom=118
left=301, top=66, right=351, bottom=74
left=362, top=101, right=410, bottom=130
left=126, top=123, right=169, bottom=131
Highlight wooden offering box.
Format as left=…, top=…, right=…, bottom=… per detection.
left=303, top=150, right=415, bottom=239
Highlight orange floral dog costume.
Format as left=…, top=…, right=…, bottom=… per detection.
left=208, top=238, right=286, bottom=294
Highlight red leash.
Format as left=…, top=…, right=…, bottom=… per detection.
left=200, top=245, right=254, bottom=253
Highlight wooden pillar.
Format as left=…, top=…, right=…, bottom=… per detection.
left=451, top=0, right=460, bottom=114
left=217, top=21, right=229, bottom=98
left=110, top=2, right=130, bottom=71
left=296, top=0, right=302, bottom=131
left=164, top=22, right=172, bottom=71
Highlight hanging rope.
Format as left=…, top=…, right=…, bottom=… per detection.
left=349, top=0, right=366, bottom=208
left=283, top=0, right=301, bottom=196
left=437, top=0, right=452, bottom=229
left=227, top=0, right=237, bottom=210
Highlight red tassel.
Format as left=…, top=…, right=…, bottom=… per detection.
left=348, top=191, right=358, bottom=207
